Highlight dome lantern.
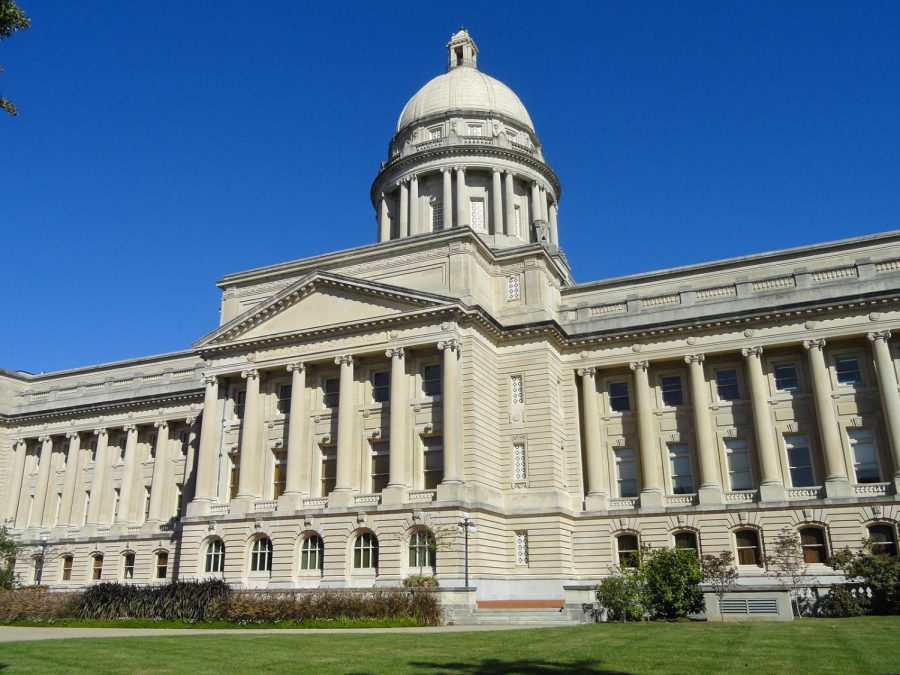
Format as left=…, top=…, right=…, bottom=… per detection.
left=447, top=28, right=478, bottom=70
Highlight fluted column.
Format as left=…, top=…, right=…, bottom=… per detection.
left=503, top=171, right=515, bottom=236
left=3, top=439, right=27, bottom=524
left=146, top=421, right=171, bottom=523
left=742, top=347, right=784, bottom=500
left=549, top=202, right=559, bottom=246
left=116, top=425, right=140, bottom=524
left=330, top=355, right=357, bottom=506
left=686, top=355, right=722, bottom=503
left=57, top=432, right=81, bottom=528
left=188, top=374, right=220, bottom=515
left=378, top=194, right=390, bottom=242
left=455, top=167, right=467, bottom=227
left=578, top=368, right=608, bottom=509
left=398, top=181, right=409, bottom=238
left=409, top=175, right=419, bottom=235
left=804, top=338, right=850, bottom=496
left=630, top=361, right=664, bottom=507
left=442, top=168, right=454, bottom=229
left=382, top=348, right=409, bottom=504
left=491, top=169, right=503, bottom=235
left=280, top=362, right=308, bottom=507
left=86, top=428, right=109, bottom=525
left=181, top=417, right=199, bottom=506
left=30, top=435, right=54, bottom=527
left=539, top=186, right=549, bottom=221
left=437, top=339, right=464, bottom=500
left=236, top=368, right=262, bottom=503
left=530, top=181, right=540, bottom=225
left=868, top=331, right=900, bottom=490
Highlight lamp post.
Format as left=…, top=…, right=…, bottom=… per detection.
left=457, top=512, right=476, bottom=588
left=34, top=537, right=48, bottom=586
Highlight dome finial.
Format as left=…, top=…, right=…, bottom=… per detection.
left=447, top=28, right=478, bottom=71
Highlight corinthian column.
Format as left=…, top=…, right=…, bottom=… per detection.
left=86, top=428, right=109, bottom=526
left=742, top=347, right=784, bottom=500
left=235, top=368, right=262, bottom=507
left=58, top=432, right=81, bottom=528
left=146, top=421, right=171, bottom=524
left=630, top=361, right=663, bottom=508
left=504, top=171, right=515, bottom=236
left=116, top=425, right=140, bottom=525
left=3, top=439, right=27, bottom=524
left=399, top=181, right=409, bottom=238
left=279, top=362, right=308, bottom=509
left=31, top=435, right=54, bottom=528
left=868, top=331, right=900, bottom=491
left=442, top=168, right=453, bottom=229
left=330, top=355, right=357, bottom=507
left=383, top=348, right=409, bottom=505
left=685, top=355, right=722, bottom=504
left=578, top=368, right=608, bottom=509
left=409, top=175, right=419, bottom=235
left=455, top=167, right=467, bottom=228
left=491, top=169, right=503, bottom=235
left=804, top=339, right=851, bottom=496
left=188, top=374, right=220, bottom=516
left=437, top=339, right=464, bottom=500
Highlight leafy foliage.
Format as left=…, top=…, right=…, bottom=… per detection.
left=700, top=551, right=739, bottom=620
left=596, top=569, right=644, bottom=622
left=403, top=574, right=439, bottom=588
left=828, top=542, right=900, bottom=615
left=643, top=547, right=704, bottom=619
left=765, top=527, right=809, bottom=615
left=76, top=580, right=231, bottom=621
left=817, top=585, right=869, bottom=618
left=0, top=0, right=30, bottom=116
left=0, top=526, right=18, bottom=590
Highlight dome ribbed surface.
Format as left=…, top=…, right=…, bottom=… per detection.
left=396, top=67, right=534, bottom=133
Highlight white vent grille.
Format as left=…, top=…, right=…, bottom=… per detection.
left=510, top=375, right=524, bottom=404
left=720, top=598, right=778, bottom=614
left=513, top=443, right=527, bottom=481
left=515, top=531, right=529, bottom=565
left=507, top=275, right=521, bottom=300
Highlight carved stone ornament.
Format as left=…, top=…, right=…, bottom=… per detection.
left=304, top=514, right=313, bottom=528
left=286, top=362, right=306, bottom=373
left=246, top=352, right=257, bottom=363
left=356, top=511, right=366, bottom=525
left=580, top=351, right=589, bottom=360
left=803, top=338, right=826, bottom=350
left=743, top=329, right=756, bottom=338
left=741, top=346, right=764, bottom=358
left=155, top=420, right=168, bottom=430
left=867, top=330, right=891, bottom=342
left=334, top=355, right=354, bottom=366
left=686, top=337, right=697, bottom=346
left=872, top=505, right=883, bottom=517
left=738, top=512, right=748, bottom=523
left=254, top=519, right=262, bottom=530
left=869, top=312, right=881, bottom=321
left=629, top=361, right=649, bottom=372
left=386, top=347, right=406, bottom=359
left=94, top=428, right=107, bottom=436
left=412, top=509, right=423, bottom=521
left=802, top=509, right=812, bottom=520
left=576, top=367, right=596, bottom=378
left=437, top=339, right=461, bottom=353
left=684, top=354, right=705, bottom=365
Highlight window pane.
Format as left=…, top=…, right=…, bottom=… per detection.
left=614, top=448, right=637, bottom=497
left=774, top=363, right=799, bottom=391
left=849, top=430, right=881, bottom=483
left=372, top=372, right=390, bottom=403
left=660, top=376, right=683, bottom=406
left=423, top=364, right=442, bottom=396
left=725, top=439, right=752, bottom=491
left=668, top=444, right=694, bottom=494
left=674, top=532, right=698, bottom=553
left=716, top=369, right=740, bottom=401
left=835, top=356, right=861, bottom=385
left=277, top=385, right=292, bottom=414
left=324, top=378, right=340, bottom=408
left=785, top=436, right=815, bottom=487
left=608, top=382, right=630, bottom=412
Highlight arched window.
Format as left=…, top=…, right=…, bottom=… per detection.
left=868, top=524, right=897, bottom=556
left=250, top=537, right=273, bottom=573
left=60, top=555, right=73, bottom=582
left=799, top=527, right=828, bottom=563
left=301, top=535, right=324, bottom=571
left=735, top=529, right=762, bottom=566
left=205, top=539, right=225, bottom=574
left=616, top=533, right=639, bottom=568
left=354, top=532, right=379, bottom=570
left=674, top=531, right=699, bottom=556
left=409, top=530, right=436, bottom=571
left=91, top=554, right=104, bottom=581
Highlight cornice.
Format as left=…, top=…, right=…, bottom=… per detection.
left=0, top=351, right=202, bottom=383
left=7, top=390, right=204, bottom=424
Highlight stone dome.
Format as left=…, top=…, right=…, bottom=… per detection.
left=395, top=35, right=535, bottom=134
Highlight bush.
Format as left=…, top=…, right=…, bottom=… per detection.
left=596, top=570, right=644, bottom=622
left=818, top=585, right=869, bottom=618
left=403, top=575, right=439, bottom=588
left=0, top=589, right=81, bottom=622
left=642, top=547, right=704, bottom=619
left=76, top=579, right=231, bottom=621
left=828, top=544, right=900, bottom=615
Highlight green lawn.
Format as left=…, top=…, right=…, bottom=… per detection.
left=0, top=616, right=896, bottom=674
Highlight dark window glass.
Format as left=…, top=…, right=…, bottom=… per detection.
left=323, top=378, right=340, bottom=408
left=660, top=376, right=684, bottom=407
left=277, top=384, right=292, bottom=414
left=372, top=372, right=390, bottom=403
left=423, top=364, right=442, bottom=397
left=608, top=382, right=630, bottom=412
left=617, top=534, right=639, bottom=568
left=301, top=535, right=324, bottom=571
left=773, top=363, right=799, bottom=391
left=868, top=525, right=897, bottom=556
left=371, top=441, right=390, bottom=493
left=674, top=531, right=699, bottom=555
left=423, top=436, right=444, bottom=489
left=715, top=369, right=740, bottom=401
left=800, top=528, right=827, bottom=564
left=835, top=356, right=861, bottom=385
left=735, top=529, right=761, bottom=566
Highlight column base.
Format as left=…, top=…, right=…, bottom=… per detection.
left=697, top=485, right=723, bottom=505
left=824, top=477, right=853, bottom=498
left=584, top=492, right=609, bottom=511
left=436, top=481, right=466, bottom=502
left=80, top=524, right=99, bottom=537
left=759, top=482, right=786, bottom=502
left=111, top=522, right=133, bottom=536
left=380, top=485, right=409, bottom=506
left=277, top=493, right=307, bottom=511
left=639, top=489, right=665, bottom=509
left=186, top=499, right=212, bottom=517
left=228, top=497, right=255, bottom=516
left=327, top=489, right=356, bottom=509
left=142, top=519, right=163, bottom=534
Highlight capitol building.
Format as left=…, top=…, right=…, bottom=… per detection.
left=2, top=30, right=899, bottom=617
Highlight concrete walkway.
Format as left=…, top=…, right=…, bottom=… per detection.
left=0, top=623, right=571, bottom=643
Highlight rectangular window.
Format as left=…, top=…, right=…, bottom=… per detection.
left=510, top=375, right=524, bottom=405
left=515, top=532, right=529, bottom=565
left=123, top=553, right=135, bottom=580
left=229, top=455, right=240, bottom=500
left=470, top=199, right=485, bottom=232
left=89, top=440, right=98, bottom=462
left=273, top=450, right=287, bottom=499
left=320, top=445, right=337, bottom=496
left=725, top=439, right=753, bottom=491
left=323, top=378, right=340, bottom=408
left=668, top=444, right=694, bottom=494
left=179, top=431, right=191, bottom=456
left=53, top=492, right=62, bottom=527
left=507, top=275, right=521, bottom=300
left=848, top=429, right=881, bottom=483
left=506, top=130, right=518, bottom=144
left=155, top=552, right=168, bottom=580
left=112, top=489, right=121, bottom=519
left=423, top=436, right=444, bottom=489
left=148, top=434, right=157, bottom=460
left=370, top=441, right=390, bottom=493
left=143, top=487, right=151, bottom=522
left=118, top=438, right=128, bottom=463
left=422, top=364, right=442, bottom=397
left=660, top=375, right=684, bottom=407
left=277, top=384, right=292, bottom=414
left=429, top=126, right=442, bottom=140
left=235, top=390, right=246, bottom=419
left=614, top=448, right=637, bottom=497
left=716, top=369, right=740, bottom=401
left=467, top=124, right=483, bottom=136
left=513, top=442, right=527, bottom=481
left=372, top=371, right=390, bottom=403
left=785, top=434, right=815, bottom=487
left=431, top=199, right=443, bottom=231
left=773, top=363, right=799, bottom=391
left=61, top=556, right=73, bottom=582
left=608, top=382, right=630, bottom=412
left=92, top=556, right=103, bottom=581
left=835, top=356, right=862, bottom=385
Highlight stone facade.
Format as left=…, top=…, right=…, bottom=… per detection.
left=2, top=31, right=898, bottom=610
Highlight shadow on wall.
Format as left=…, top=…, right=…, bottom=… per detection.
left=395, top=659, right=630, bottom=675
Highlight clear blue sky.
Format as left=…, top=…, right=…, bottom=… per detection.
left=3, top=1, right=899, bottom=374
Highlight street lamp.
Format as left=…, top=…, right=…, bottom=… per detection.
left=457, top=512, right=476, bottom=588
left=34, top=537, right=48, bottom=586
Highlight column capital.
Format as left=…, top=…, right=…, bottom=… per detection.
left=629, top=360, right=649, bottom=372
left=154, top=420, right=169, bottom=430
left=868, top=330, right=892, bottom=343
left=531, top=180, right=539, bottom=188
left=185, top=416, right=197, bottom=426
left=684, top=354, right=705, bottom=365
left=334, top=355, right=354, bottom=366
left=741, top=346, right=764, bottom=358
left=386, top=347, right=406, bottom=360
left=65, top=431, right=80, bottom=440
left=94, top=428, right=108, bottom=437
left=441, top=166, right=452, bottom=175
left=123, top=424, right=137, bottom=433
left=286, top=362, right=306, bottom=373
left=576, top=367, right=596, bottom=378
left=241, top=368, right=259, bottom=380
left=454, top=165, right=465, bottom=174
left=491, top=167, right=501, bottom=175
left=201, top=372, right=218, bottom=387
left=803, top=338, right=827, bottom=351
left=38, top=434, right=52, bottom=443
left=437, top=339, right=461, bottom=353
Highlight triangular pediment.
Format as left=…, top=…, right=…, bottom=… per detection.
left=195, top=272, right=456, bottom=347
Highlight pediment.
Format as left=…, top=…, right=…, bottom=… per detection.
left=195, top=272, right=456, bottom=347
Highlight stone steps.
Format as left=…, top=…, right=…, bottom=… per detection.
left=451, top=607, right=582, bottom=626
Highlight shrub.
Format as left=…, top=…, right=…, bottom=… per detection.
left=0, top=589, right=80, bottom=622
left=817, top=585, right=869, bottom=618
left=642, top=547, right=704, bottom=619
left=828, top=543, right=900, bottom=615
left=76, top=579, right=231, bottom=621
left=403, top=575, right=439, bottom=588
left=596, top=570, right=644, bottom=622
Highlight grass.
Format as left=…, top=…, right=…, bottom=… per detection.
left=0, top=616, right=896, bottom=673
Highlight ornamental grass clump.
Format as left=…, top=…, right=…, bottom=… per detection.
left=76, top=579, right=231, bottom=621
left=0, top=589, right=80, bottom=622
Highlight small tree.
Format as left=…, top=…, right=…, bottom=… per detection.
left=643, top=547, right=704, bottom=619
left=596, top=566, right=644, bottom=622
left=701, top=551, right=739, bottom=621
left=828, top=540, right=900, bottom=615
left=765, top=527, right=808, bottom=616
left=0, top=525, right=20, bottom=589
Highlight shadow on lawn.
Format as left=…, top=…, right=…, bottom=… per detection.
left=400, top=658, right=630, bottom=674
